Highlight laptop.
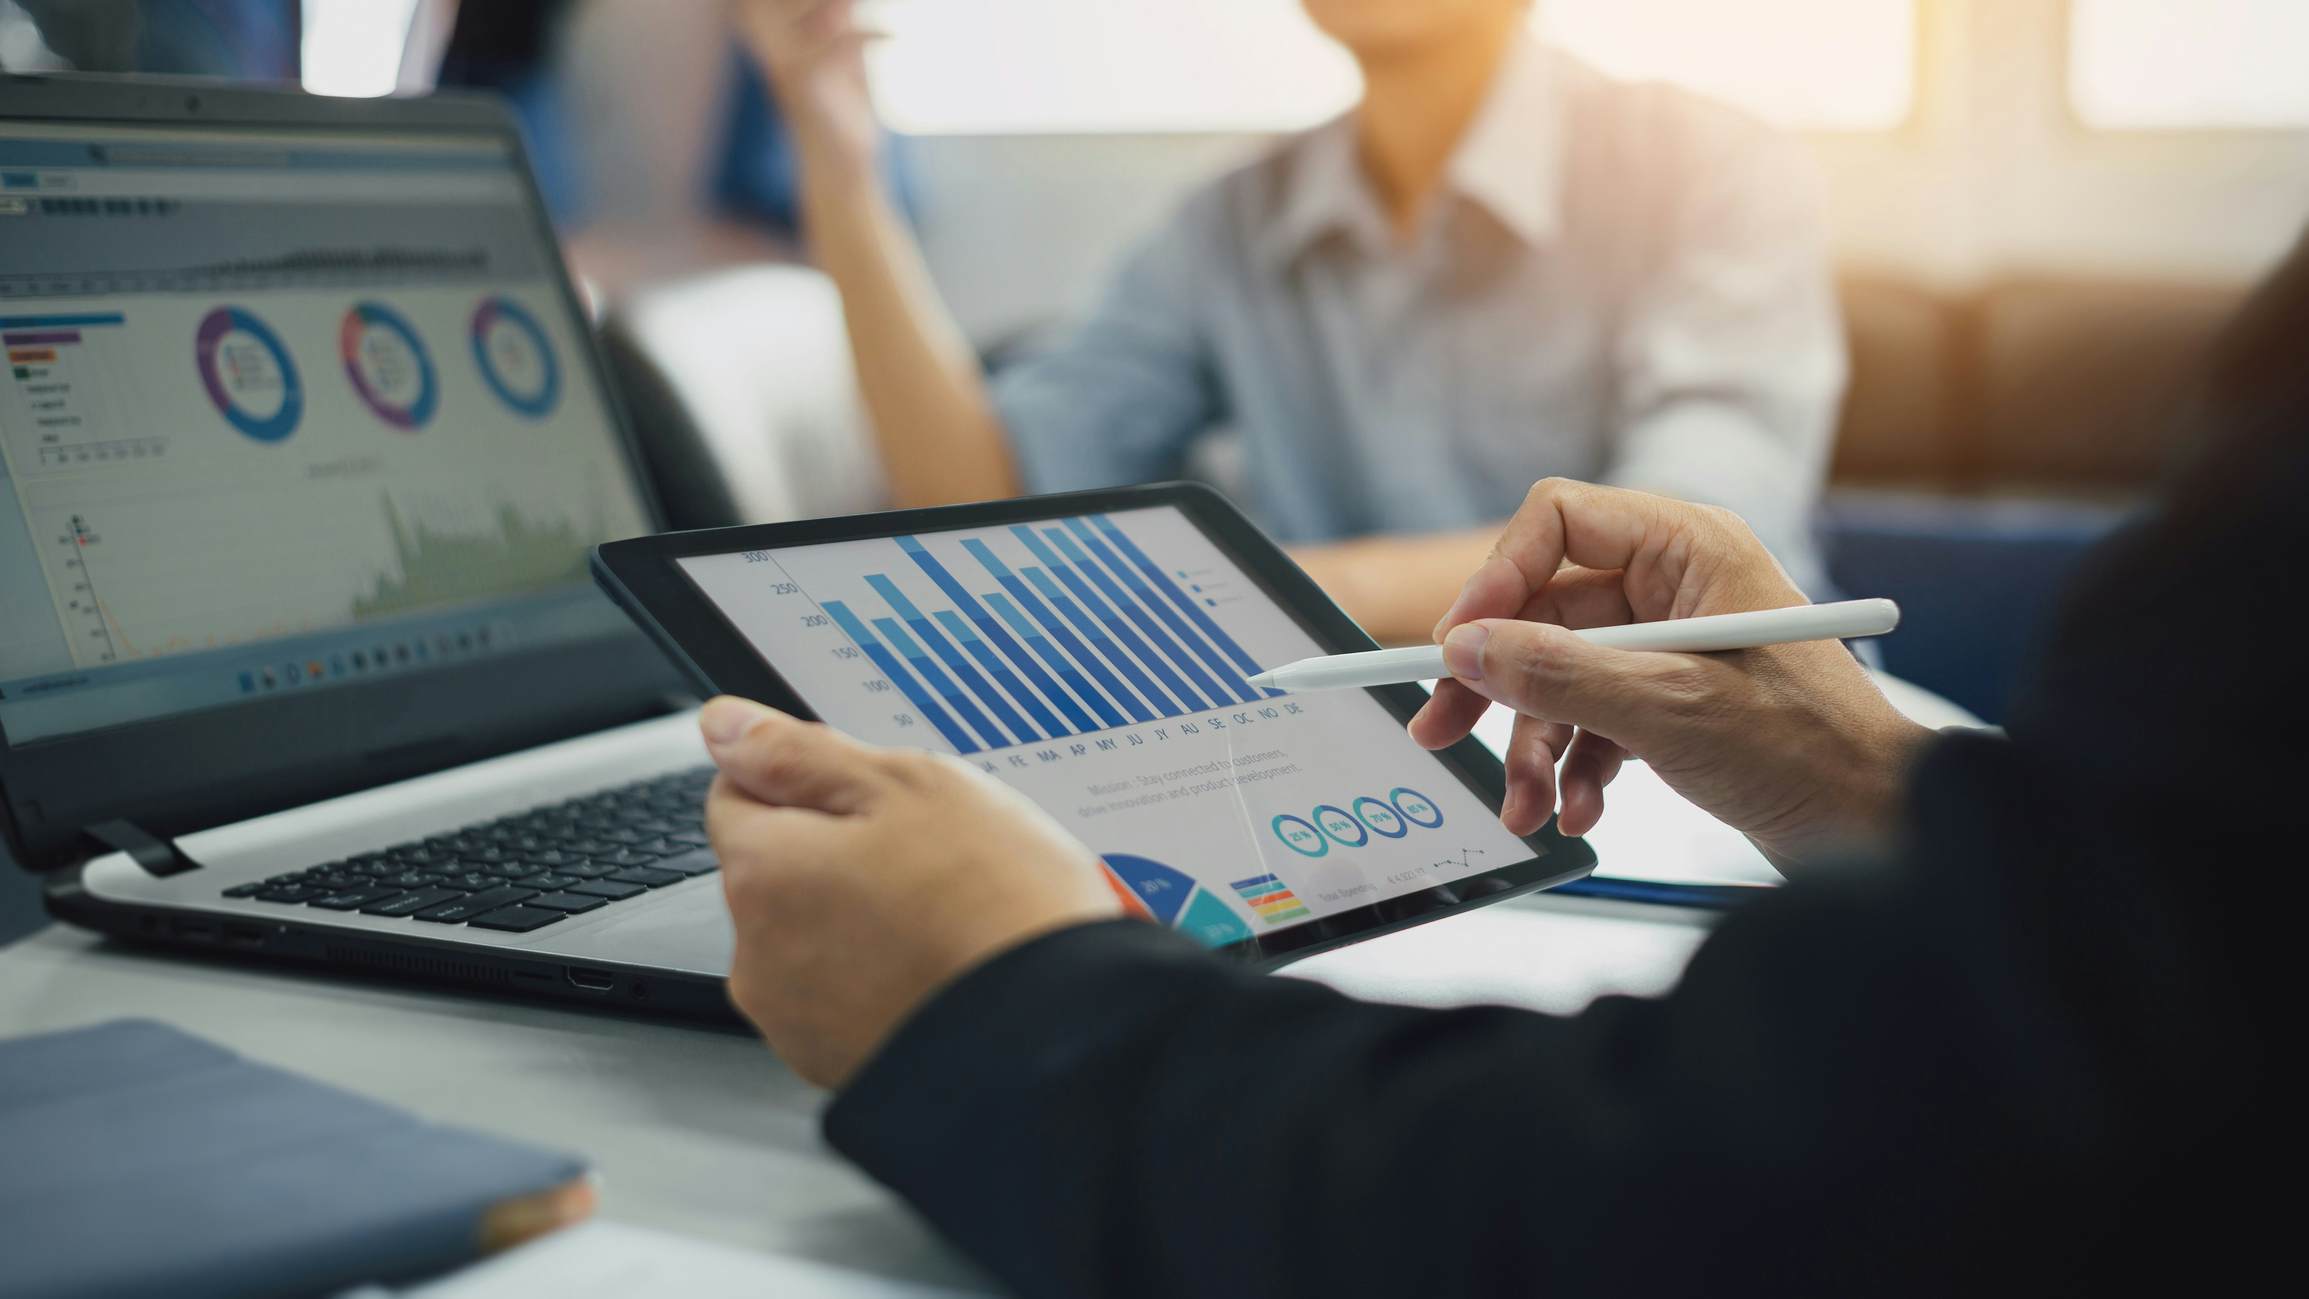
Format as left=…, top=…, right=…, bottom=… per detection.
left=0, top=75, right=738, bottom=1019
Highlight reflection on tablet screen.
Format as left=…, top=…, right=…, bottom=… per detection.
left=675, top=505, right=1535, bottom=948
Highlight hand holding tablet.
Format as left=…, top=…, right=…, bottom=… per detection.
left=595, top=480, right=1938, bottom=1086
left=696, top=694, right=1125, bottom=1088
left=594, top=484, right=1593, bottom=967
left=595, top=479, right=1933, bottom=969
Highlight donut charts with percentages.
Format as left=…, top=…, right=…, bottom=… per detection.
left=0, top=292, right=645, bottom=689
left=339, top=301, right=439, bottom=430
left=195, top=305, right=303, bottom=443
left=1271, top=787, right=1446, bottom=857
left=0, top=120, right=661, bottom=747
left=678, top=504, right=1538, bottom=945
left=470, top=296, right=560, bottom=418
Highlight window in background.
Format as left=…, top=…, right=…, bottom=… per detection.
left=1537, top=0, right=1913, bottom=131
left=301, top=0, right=419, bottom=98
left=0, top=1, right=67, bottom=72
left=866, top=0, right=1356, bottom=134
left=2070, top=0, right=2309, bottom=129
left=866, top=0, right=1914, bottom=134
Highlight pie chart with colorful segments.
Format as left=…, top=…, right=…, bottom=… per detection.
left=469, top=296, right=560, bottom=418
left=1101, top=853, right=1195, bottom=925
left=195, top=305, right=302, bottom=443
left=1178, top=889, right=1253, bottom=947
left=340, top=301, right=438, bottom=430
left=1098, top=853, right=1257, bottom=948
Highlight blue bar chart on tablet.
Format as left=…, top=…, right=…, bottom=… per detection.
left=672, top=502, right=1541, bottom=946
left=679, top=508, right=1290, bottom=758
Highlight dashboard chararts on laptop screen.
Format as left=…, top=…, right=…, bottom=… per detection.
left=0, top=122, right=654, bottom=743
left=677, top=505, right=1537, bottom=948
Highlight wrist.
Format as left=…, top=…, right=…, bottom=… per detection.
left=802, top=132, right=880, bottom=182
left=1852, top=714, right=1936, bottom=839
left=778, top=93, right=884, bottom=179
left=1758, top=712, right=1935, bottom=871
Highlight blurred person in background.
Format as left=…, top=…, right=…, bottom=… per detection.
left=0, top=0, right=297, bottom=79
left=0, top=0, right=912, bottom=303
left=740, top=0, right=1845, bottom=642
left=431, top=0, right=910, bottom=302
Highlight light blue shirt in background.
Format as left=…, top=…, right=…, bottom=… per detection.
left=992, top=38, right=1846, bottom=593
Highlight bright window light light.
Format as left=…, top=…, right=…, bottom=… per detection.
left=2070, top=0, right=2309, bottom=129
left=1537, top=0, right=1914, bottom=131
left=300, top=0, right=420, bottom=98
left=864, top=0, right=1914, bottom=135
left=866, top=0, right=1357, bottom=135
left=0, top=0, right=68, bottom=72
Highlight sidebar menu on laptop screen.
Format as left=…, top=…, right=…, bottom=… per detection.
left=0, top=123, right=655, bottom=743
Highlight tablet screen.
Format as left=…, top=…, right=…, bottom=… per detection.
left=674, top=504, right=1539, bottom=948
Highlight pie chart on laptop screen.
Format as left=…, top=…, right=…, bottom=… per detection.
left=469, top=296, right=560, bottom=419
left=194, top=305, right=302, bottom=443
left=339, top=301, right=438, bottom=430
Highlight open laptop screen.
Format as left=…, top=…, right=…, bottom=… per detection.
left=0, top=121, right=655, bottom=744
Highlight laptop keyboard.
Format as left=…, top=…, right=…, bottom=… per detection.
left=219, top=766, right=718, bottom=933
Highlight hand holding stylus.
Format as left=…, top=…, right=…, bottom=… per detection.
left=1249, top=599, right=1902, bottom=692
left=1405, top=480, right=1935, bottom=869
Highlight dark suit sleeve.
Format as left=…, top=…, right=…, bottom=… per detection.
left=824, top=738, right=2162, bottom=1299
left=822, top=236, right=2301, bottom=1297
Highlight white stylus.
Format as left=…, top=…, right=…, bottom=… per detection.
left=1244, top=598, right=1902, bottom=693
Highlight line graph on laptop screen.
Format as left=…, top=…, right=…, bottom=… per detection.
left=0, top=123, right=653, bottom=741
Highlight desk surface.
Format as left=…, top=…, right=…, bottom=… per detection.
left=0, top=896, right=1711, bottom=1291
left=0, top=676, right=1973, bottom=1293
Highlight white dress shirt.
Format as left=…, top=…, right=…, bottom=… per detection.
left=994, top=37, right=1846, bottom=592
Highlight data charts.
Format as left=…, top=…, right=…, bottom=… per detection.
left=195, top=306, right=302, bottom=443
left=1101, top=853, right=1255, bottom=947
left=470, top=296, right=560, bottom=419
left=1272, top=788, right=1443, bottom=857
left=340, top=301, right=438, bottom=430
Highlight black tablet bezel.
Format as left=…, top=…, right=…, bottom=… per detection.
left=592, top=482, right=1595, bottom=967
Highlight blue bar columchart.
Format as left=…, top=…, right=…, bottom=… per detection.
left=1044, top=524, right=1239, bottom=706
left=1012, top=525, right=1211, bottom=714
left=1089, top=513, right=1279, bottom=693
left=671, top=504, right=1541, bottom=951
left=738, top=512, right=1306, bottom=755
left=819, top=600, right=977, bottom=752
left=864, top=573, right=1039, bottom=746
left=1061, top=515, right=1260, bottom=703
left=980, top=587, right=1128, bottom=730
left=961, top=537, right=1154, bottom=724
left=869, top=614, right=1008, bottom=750
left=900, top=536, right=1096, bottom=733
